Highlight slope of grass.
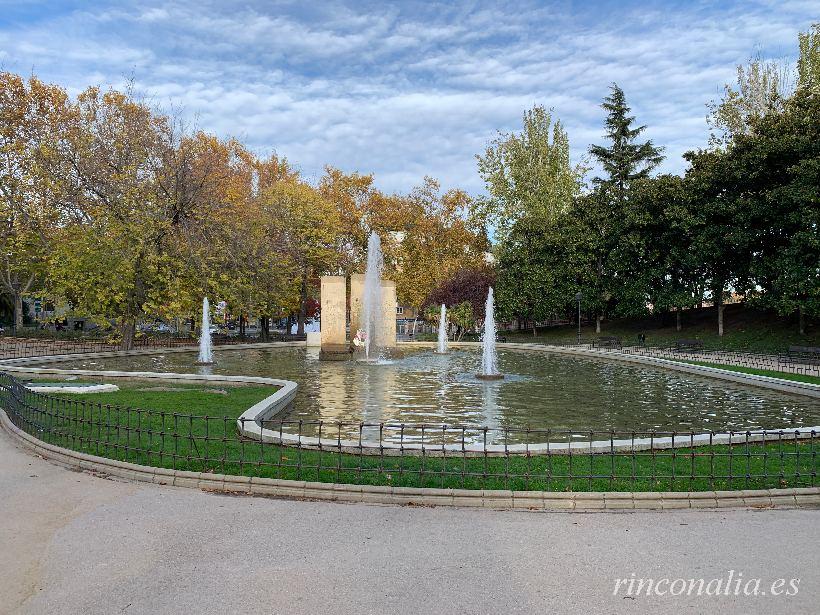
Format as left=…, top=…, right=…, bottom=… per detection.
left=500, top=304, right=817, bottom=353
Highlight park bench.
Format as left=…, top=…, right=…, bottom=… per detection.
left=779, top=345, right=820, bottom=366
left=674, top=339, right=704, bottom=351
left=593, top=336, right=621, bottom=349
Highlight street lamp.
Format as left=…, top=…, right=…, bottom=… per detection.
left=575, top=292, right=582, bottom=345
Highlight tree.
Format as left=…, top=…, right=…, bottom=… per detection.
left=589, top=84, right=665, bottom=204
left=493, top=214, right=579, bottom=335
left=728, top=88, right=820, bottom=334
left=0, top=73, right=69, bottom=328
left=46, top=85, right=232, bottom=348
left=422, top=267, right=495, bottom=322
left=617, top=175, right=703, bottom=330
left=706, top=54, right=792, bottom=148
left=389, top=178, right=488, bottom=311
left=263, top=179, right=341, bottom=335
left=475, top=105, right=587, bottom=240
left=577, top=84, right=665, bottom=332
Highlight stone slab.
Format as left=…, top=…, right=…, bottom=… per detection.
left=320, top=276, right=347, bottom=348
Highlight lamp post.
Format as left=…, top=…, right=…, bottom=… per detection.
left=575, top=292, right=582, bottom=345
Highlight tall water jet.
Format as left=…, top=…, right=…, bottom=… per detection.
left=196, top=296, right=214, bottom=365
left=436, top=304, right=448, bottom=354
left=361, top=231, right=384, bottom=360
left=476, top=287, right=503, bottom=380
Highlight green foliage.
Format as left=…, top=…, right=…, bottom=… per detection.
left=475, top=105, right=587, bottom=240
left=447, top=301, right=474, bottom=339
left=589, top=83, right=664, bottom=199
left=797, top=23, right=820, bottom=90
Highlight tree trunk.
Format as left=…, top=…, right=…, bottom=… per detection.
left=13, top=293, right=23, bottom=331
left=717, top=304, right=724, bottom=337
left=595, top=314, right=602, bottom=334
left=297, top=274, right=308, bottom=336
left=120, top=317, right=136, bottom=351
left=676, top=309, right=681, bottom=332
left=798, top=305, right=805, bottom=336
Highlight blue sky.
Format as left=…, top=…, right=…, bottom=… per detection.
left=0, top=1, right=815, bottom=194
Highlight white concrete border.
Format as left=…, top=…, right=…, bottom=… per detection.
left=26, top=383, right=120, bottom=394
left=2, top=340, right=819, bottom=456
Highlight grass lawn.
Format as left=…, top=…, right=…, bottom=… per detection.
left=424, top=304, right=817, bottom=353
left=678, top=361, right=820, bottom=386
left=21, top=375, right=276, bottom=416
left=10, top=380, right=815, bottom=492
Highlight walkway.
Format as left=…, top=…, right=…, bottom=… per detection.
left=1, top=428, right=817, bottom=614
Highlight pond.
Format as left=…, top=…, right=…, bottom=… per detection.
left=43, top=345, right=820, bottom=444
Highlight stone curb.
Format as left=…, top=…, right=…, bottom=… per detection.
left=3, top=408, right=818, bottom=511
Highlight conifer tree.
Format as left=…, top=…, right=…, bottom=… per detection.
left=589, top=84, right=664, bottom=204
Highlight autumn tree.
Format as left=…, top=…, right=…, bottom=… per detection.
left=262, top=179, right=341, bottom=335
left=0, top=73, right=70, bottom=328
left=389, top=178, right=488, bottom=310
left=46, top=85, right=232, bottom=348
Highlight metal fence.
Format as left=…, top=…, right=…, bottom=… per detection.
left=0, top=332, right=306, bottom=361
left=586, top=343, right=820, bottom=379
left=1, top=372, right=815, bottom=492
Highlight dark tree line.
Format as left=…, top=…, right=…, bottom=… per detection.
left=479, top=25, right=820, bottom=337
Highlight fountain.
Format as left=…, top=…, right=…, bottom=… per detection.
left=436, top=304, right=448, bottom=354
left=195, top=296, right=214, bottom=365
left=361, top=231, right=384, bottom=360
left=476, top=287, right=503, bottom=380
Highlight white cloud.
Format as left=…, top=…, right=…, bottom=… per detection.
left=0, top=0, right=815, bottom=193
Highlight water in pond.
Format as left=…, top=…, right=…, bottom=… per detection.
left=44, top=346, right=820, bottom=444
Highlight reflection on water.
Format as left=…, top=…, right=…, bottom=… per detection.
left=51, top=346, right=820, bottom=444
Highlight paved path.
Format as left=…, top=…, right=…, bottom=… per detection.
left=1, top=429, right=818, bottom=615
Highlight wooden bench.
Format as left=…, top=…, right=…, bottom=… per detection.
left=675, top=339, right=704, bottom=351
left=779, top=345, right=820, bottom=366
left=593, top=336, right=621, bottom=349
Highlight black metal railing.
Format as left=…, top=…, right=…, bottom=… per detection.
left=589, top=343, right=820, bottom=379
left=0, top=332, right=306, bottom=360
left=1, top=372, right=814, bottom=492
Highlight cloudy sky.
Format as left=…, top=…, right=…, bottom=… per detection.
left=0, top=1, right=815, bottom=194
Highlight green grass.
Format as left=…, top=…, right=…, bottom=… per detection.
left=11, top=386, right=816, bottom=492
left=678, top=361, right=820, bottom=386
left=49, top=381, right=276, bottom=417
left=495, top=304, right=817, bottom=353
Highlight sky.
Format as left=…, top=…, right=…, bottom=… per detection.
left=0, top=0, right=816, bottom=195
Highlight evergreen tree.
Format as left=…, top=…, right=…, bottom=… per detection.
left=589, top=84, right=665, bottom=203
